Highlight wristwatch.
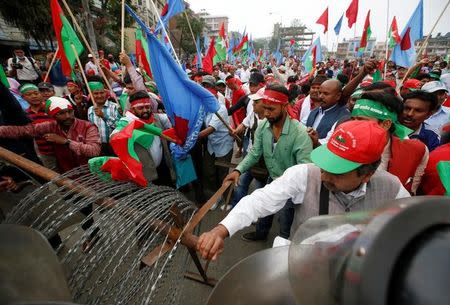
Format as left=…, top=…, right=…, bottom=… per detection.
left=65, top=139, right=71, bottom=145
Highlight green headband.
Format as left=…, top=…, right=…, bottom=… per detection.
left=20, top=84, right=39, bottom=94
left=88, top=81, right=105, bottom=91
left=352, top=99, right=413, bottom=139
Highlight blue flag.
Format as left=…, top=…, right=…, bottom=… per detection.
left=391, top=0, right=423, bottom=67
left=196, top=34, right=202, bottom=69
left=273, top=38, right=283, bottom=65
left=155, top=0, right=185, bottom=32
left=203, top=35, right=210, bottom=53
left=334, top=14, right=343, bottom=35
left=126, top=5, right=220, bottom=159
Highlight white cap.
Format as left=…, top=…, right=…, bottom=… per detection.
left=440, top=73, right=450, bottom=91
left=422, top=81, right=448, bottom=93
left=88, top=54, right=93, bottom=58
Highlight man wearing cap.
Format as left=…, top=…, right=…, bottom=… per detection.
left=351, top=92, right=428, bottom=194
left=400, top=90, right=441, bottom=151
left=38, top=82, right=56, bottom=100
left=87, top=81, right=121, bottom=155
left=199, top=76, right=234, bottom=199
left=0, top=96, right=101, bottom=173
left=422, top=80, right=449, bottom=132
left=112, top=91, right=174, bottom=186
left=400, top=79, right=422, bottom=99
left=223, top=83, right=312, bottom=241
left=20, top=84, right=57, bottom=170
left=197, top=120, right=410, bottom=261
left=85, top=54, right=99, bottom=76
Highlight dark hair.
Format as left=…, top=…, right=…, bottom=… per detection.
left=362, top=81, right=397, bottom=96
left=265, top=82, right=289, bottom=96
left=123, top=73, right=132, bottom=84
left=403, top=90, right=439, bottom=112
left=358, top=92, right=403, bottom=135
left=336, top=73, right=349, bottom=85
left=129, top=90, right=149, bottom=103
left=266, top=67, right=272, bottom=74
left=288, top=84, right=301, bottom=103
left=440, top=128, right=450, bottom=145
left=225, top=75, right=234, bottom=82
left=311, top=75, right=328, bottom=86
left=415, top=73, right=430, bottom=81
left=356, top=159, right=381, bottom=176
left=287, top=75, right=299, bottom=83
left=87, top=75, right=104, bottom=84
left=301, top=83, right=311, bottom=96
left=359, top=92, right=403, bottom=115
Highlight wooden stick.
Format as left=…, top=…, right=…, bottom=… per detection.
left=71, top=43, right=96, bottom=105
left=60, top=0, right=118, bottom=104
left=400, top=0, right=450, bottom=85
left=184, top=11, right=199, bottom=52
left=214, top=111, right=241, bottom=142
left=121, top=0, right=125, bottom=53
left=146, top=0, right=181, bottom=66
left=44, top=48, right=59, bottom=82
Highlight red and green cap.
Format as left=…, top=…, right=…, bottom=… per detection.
left=311, top=120, right=388, bottom=174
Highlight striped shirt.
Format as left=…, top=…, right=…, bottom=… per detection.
left=26, top=106, right=55, bottom=156
left=87, top=100, right=121, bottom=143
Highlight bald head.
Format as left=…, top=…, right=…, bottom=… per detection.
left=319, top=79, right=343, bottom=109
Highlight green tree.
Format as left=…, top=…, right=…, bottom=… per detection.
left=0, top=0, right=82, bottom=50
left=173, top=11, right=205, bottom=58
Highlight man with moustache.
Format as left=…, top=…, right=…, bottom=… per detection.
left=223, top=83, right=312, bottom=241
left=197, top=120, right=410, bottom=261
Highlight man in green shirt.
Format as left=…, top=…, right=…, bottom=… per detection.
left=224, top=83, right=313, bottom=241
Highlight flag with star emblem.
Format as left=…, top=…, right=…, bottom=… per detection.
left=214, top=22, right=227, bottom=64
left=302, top=37, right=322, bottom=72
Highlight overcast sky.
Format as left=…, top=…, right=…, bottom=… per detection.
left=188, top=0, right=450, bottom=48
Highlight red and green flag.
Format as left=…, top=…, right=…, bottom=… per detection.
left=372, top=60, right=384, bottom=82
left=388, top=16, right=402, bottom=48
left=233, top=34, right=249, bottom=58
left=135, top=28, right=153, bottom=78
left=89, top=119, right=165, bottom=187
left=202, top=36, right=216, bottom=74
left=0, top=66, right=9, bottom=88
left=50, top=0, right=84, bottom=77
left=213, top=23, right=227, bottom=64
left=359, top=10, right=371, bottom=52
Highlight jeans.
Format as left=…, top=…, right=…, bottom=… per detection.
left=231, top=171, right=265, bottom=207
left=255, top=199, right=295, bottom=239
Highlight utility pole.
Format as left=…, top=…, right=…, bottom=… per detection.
left=81, top=0, right=98, bottom=55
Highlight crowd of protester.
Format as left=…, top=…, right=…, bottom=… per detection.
left=1, top=47, right=449, bottom=248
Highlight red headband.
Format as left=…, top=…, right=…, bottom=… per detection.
left=130, top=98, right=151, bottom=107
left=262, top=89, right=289, bottom=105
left=67, top=81, right=78, bottom=87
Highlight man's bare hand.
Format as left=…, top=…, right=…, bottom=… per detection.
left=43, top=133, right=68, bottom=145
left=0, top=176, right=18, bottom=192
left=223, top=170, right=240, bottom=186
left=94, top=107, right=104, bottom=118
left=307, top=127, right=320, bottom=148
left=119, top=52, right=132, bottom=68
left=362, top=59, right=378, bottom=75
left=197, top=225, right=229, bottom=261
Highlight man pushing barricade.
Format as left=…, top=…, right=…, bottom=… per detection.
left=197, top=119, right=411, bottom=261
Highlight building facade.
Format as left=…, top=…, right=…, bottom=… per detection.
left=197, top=10, right=228, bottom=38
left=336, top=37, right=376, bottom=59
left=273, top=23, right=314, bottom=57
left=416, top=32, right=450, bottom=57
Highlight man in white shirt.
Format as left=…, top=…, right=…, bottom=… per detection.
left=197, top=120, right=410, bottom=260
left=84, top=54, right=99, bottom=75
left=7, top=49, right=41, bottom=85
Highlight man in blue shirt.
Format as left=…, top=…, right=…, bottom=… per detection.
left=199, top=75, right=234, bottom=199
left=400, top=90, right=440, bottom=151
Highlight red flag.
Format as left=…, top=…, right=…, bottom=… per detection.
left=359, top=10, right=371, bottom=49
left=400, top=27, right=412, bottom=51
left=202, top=36, right=216, bottom=74
left=290, top=39, right=295, bottom=46
left=346, top=0, right=359, bottom=28
left=234, top=34, right=248, bottom=54
left=316, top=7, right=329, bottom=33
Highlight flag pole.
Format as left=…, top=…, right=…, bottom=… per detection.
left=145, top=0, right=181, bottom=66
left=71, top=43, right=96, bottom=106
left=44, top=48, right=59, bottom=82
left=383, top=0, right=390, bottom=79
left=60, top=0, right=118, bottom=104
left=184, top=11, right=199, bottom=53
left=400, top=0, right=450, bottom=85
